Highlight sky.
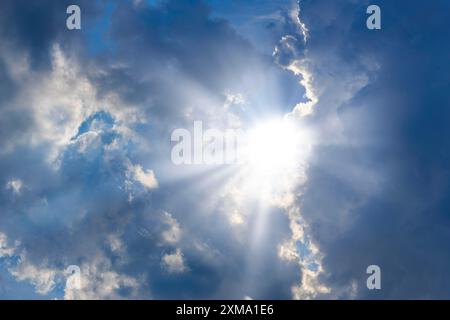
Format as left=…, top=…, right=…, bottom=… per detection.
left=0, top=0, right=450, bottom=299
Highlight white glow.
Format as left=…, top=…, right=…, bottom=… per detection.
left=245, top=119, right=300, bottom=175
left=238, top=117, right=310, bottom=199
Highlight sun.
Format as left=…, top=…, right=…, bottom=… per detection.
left=238, top=117, right=311, bottom=196
left=245, top=119, right=300, bottom=174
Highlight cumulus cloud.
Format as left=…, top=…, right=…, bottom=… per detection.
left=9, top=254, right=58, bottom=295
left=0, top=232, right=16, bottom=257
left=161, top=249, right=187, bottom=274
left=64, top=254, right=140, bottom=300
left=129, top=164, right=159, bottom=190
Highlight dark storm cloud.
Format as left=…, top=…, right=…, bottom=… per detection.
left=296, top=0, right=450, bottom=298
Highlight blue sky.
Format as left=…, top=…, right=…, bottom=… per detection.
left=0, top=0, right=450, bottom=299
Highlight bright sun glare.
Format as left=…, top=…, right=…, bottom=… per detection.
left=241, top=118, right=309, bottom=189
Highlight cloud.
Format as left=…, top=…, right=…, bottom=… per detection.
left=64, top=254, right=140, bottom=300
left=5, top=178, right=23, bottom=196
left=0, top=232, right=16, bottom=257
left=0, top=0, right=341, bottom=300
left=162, top=249, right=187, bottom=274
left=5, top=0, right=445, bottom=300
left=280, top=0, right=450, bottom=299
left=1, top=0, right=304, bottom=300
left=161, top=212, right=182, bottom=245
left=9, top=253, right=58, bottom=295
left=129, top=164, right=159, bottom=190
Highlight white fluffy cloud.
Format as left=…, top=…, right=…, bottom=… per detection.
left=161, top=249, right=187, bottom=274
left=0, top=232, right=17, bottom=257
left=64, top=254, right=140, bottom=300
left=2, top=44, right=142, bottom=163
left=9, top=254, right=58, bottom=295
left=161, top=212, right=182, bottom=245
left=129, top=164, right=159, bottom=190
